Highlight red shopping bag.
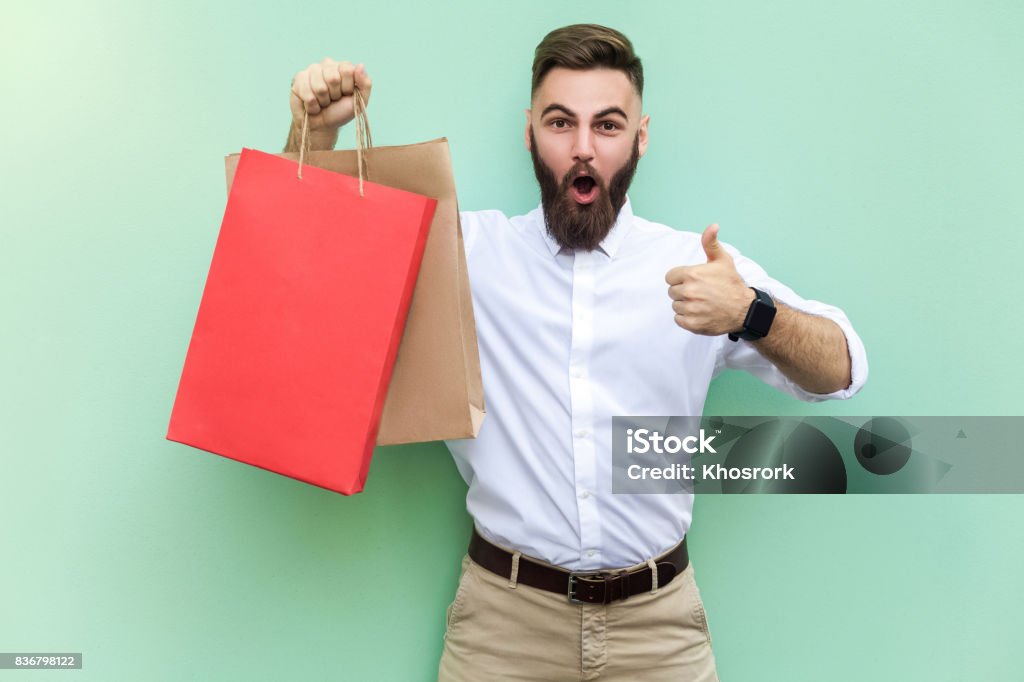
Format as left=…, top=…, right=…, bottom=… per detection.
left=167, top=147, right=437, bottom=495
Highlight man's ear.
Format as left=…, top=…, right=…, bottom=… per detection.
left=638, top=113, right=650, bottom=158
left=524, top=108, right=532, bottom=151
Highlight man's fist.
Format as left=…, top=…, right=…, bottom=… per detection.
left=665, top=224, right=755, bottom=336
left=290, top=58, right=373, bottom=132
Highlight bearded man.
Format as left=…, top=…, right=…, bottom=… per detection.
left=286, top=23, right=867, bottom=681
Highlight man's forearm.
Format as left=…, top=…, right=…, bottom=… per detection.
left=750, top=301, right=852, bottom=394
left=283, top=122, right=339, bottom=153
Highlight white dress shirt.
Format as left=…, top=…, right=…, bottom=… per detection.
left=445, top=197, right=868, bottom=571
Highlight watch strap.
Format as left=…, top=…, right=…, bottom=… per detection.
left=728, top=287, right=775, bottom=342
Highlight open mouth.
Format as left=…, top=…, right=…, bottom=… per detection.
left=570, top=175, right=599, bottom=205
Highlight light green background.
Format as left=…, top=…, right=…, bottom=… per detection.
left=2, top=1, right=1023, bottom=680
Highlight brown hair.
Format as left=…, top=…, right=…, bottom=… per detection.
left=531, top=24, right=644, bottom=99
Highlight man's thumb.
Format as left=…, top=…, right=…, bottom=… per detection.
left=702, top=223, right=724, bottom=261
left=355, top=63, right=372, bottom=100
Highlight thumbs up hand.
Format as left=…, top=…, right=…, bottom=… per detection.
left=665, top=224, right=756, bottom=336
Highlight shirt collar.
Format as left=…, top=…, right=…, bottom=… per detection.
left=533, top=196, right=634, bottom=260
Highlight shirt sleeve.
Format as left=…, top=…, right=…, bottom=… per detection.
left=713, top=244, right=869, bottom=403
left=459, top=210, right=482, bottom=258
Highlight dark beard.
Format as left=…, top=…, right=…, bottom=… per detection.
left=529, top=127, right=640, bottom=252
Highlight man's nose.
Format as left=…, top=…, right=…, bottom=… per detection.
left=572, top=127, right=595, bottom=163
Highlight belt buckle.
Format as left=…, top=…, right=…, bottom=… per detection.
left=567, top=571, right=611, bottom=605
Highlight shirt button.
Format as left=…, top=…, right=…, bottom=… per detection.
left=579, top=490, right=591, bottom=499
left=575, top=429, right=588, bottom=439
left=586, top=549, right=597, bottom=558
left=571, top=368, right=583, bottom=379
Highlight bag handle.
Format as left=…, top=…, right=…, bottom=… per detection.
left=297, top=88, right=373, bottom=196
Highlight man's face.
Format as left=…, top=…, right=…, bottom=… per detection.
left=526, top=67, right=649, bottom=251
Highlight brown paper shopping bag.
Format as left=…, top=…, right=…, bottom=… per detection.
left=225, top=137, right=485, bottom=445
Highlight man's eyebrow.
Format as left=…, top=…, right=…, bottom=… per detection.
left=541, top=104, right=576, bottom=119
left=540, top=104, right=630, bottom=121
left=595, top=106, right=629, bottom=120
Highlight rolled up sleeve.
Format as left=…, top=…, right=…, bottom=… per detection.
left=713, top=245, right=869, bottom=403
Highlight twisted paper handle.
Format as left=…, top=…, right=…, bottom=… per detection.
left=298, top=88, right=373, bottom=196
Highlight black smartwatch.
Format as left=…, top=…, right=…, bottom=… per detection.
left=728, top=287, right=776, bottom=342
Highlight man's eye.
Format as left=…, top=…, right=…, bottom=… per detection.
left=599, top=121, right=619, bottom=131
left=551, top=119, right=568, bottom=129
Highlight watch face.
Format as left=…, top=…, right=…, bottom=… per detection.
left=748, top=301, right=777, bottom=335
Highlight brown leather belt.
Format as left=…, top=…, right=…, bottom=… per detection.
left=468, top=528, right=689, bottom=605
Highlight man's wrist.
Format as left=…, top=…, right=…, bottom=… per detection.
left=734, top=286, right=756, bottom=333
left=307, top=128, right=339, bottom=150
left=285, top=123, right=340, bottom=153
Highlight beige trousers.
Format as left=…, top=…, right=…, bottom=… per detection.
left=437, top=549, right=720, bottom=681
